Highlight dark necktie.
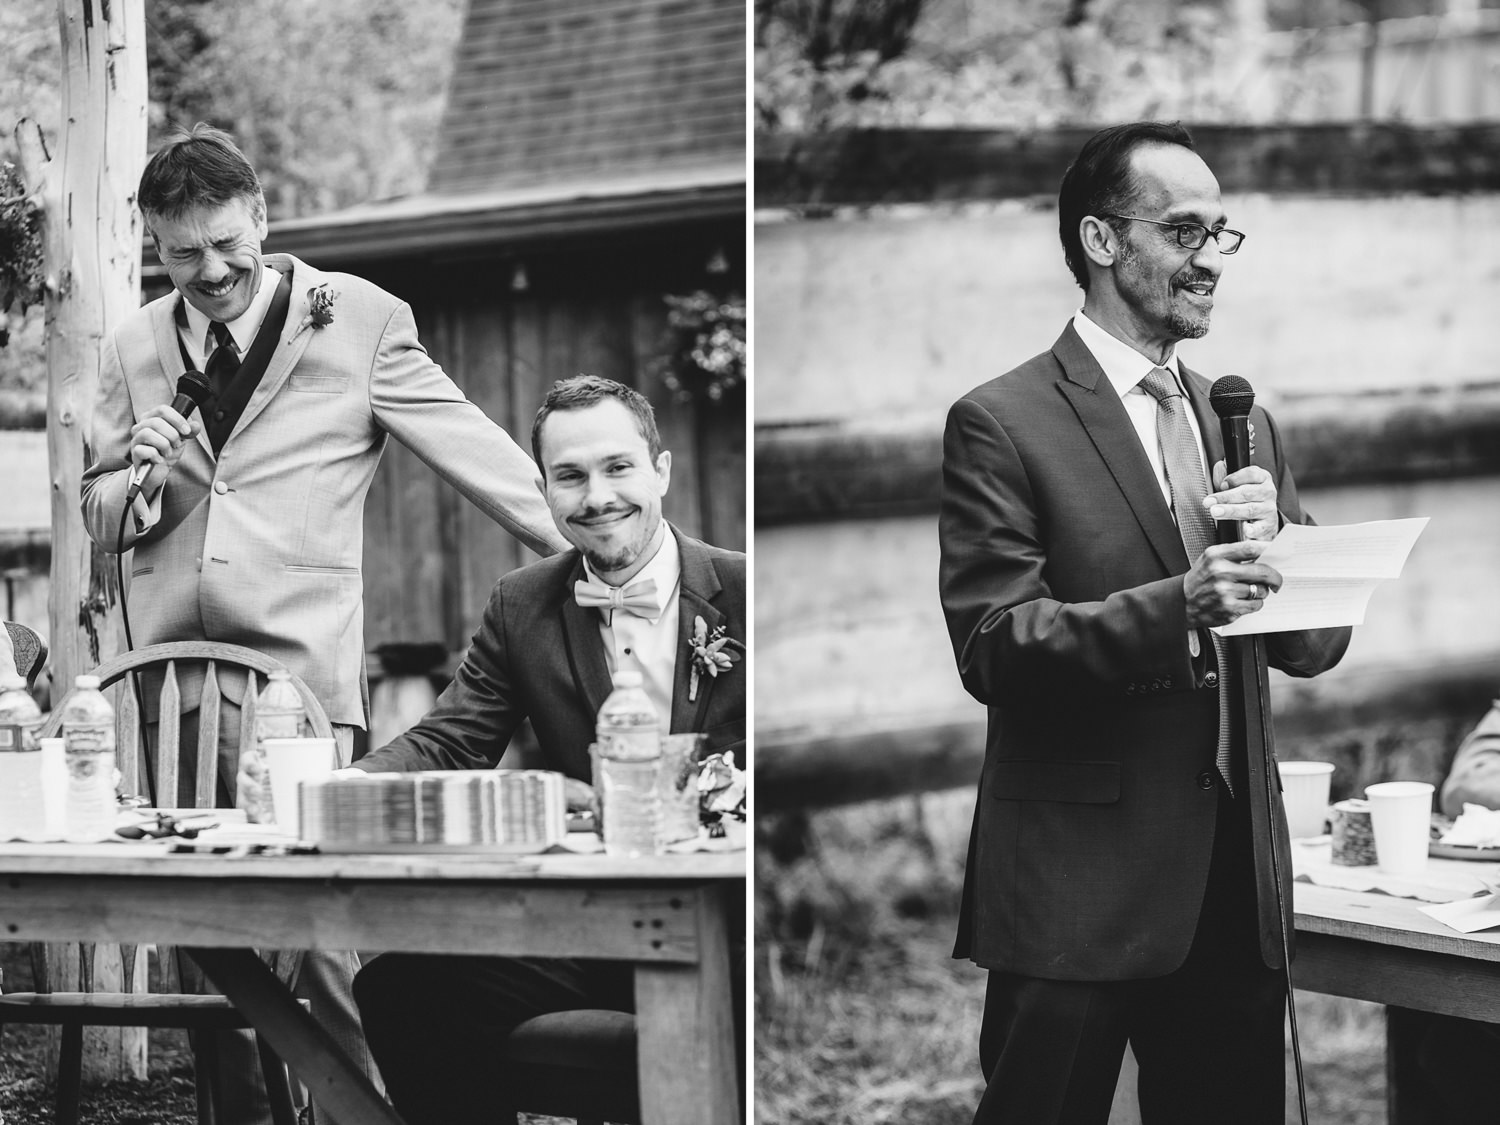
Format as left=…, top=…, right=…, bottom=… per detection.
left=206, top=321, right=241, bottom=399
left=1140, top=367, right=1234, bottom=793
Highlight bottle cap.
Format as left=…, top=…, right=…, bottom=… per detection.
left=610, top=670, right=644, bottom=689
left=75, top=674, right=101, bottom=690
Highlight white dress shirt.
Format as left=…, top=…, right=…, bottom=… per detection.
left=1071, top=308, right=1213, bottom=509
left=582, top=530, right=682, bottom=726
left=1072, top=310, right=1214, bottom=657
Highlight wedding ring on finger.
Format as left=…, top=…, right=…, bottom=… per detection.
left=1249, top=583, right=1262, bottom=600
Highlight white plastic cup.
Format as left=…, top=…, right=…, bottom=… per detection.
left=1365, top=781, right=1435, bottom=878
left=38, top=737, right=66, bottom=841
left=262, top=737, right=337, bottom=839
left=1278, top=761, right=1335, bottom=838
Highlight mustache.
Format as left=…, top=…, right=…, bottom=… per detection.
left=1174, top=270, right=1216, bottom=290
left=570, top=504, right=634, bottom=522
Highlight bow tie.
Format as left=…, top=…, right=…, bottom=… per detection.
left=574, top=577, right=660, bottom=621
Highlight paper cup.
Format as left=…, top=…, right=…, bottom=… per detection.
left=262, top=737, right=337, bottom=839
left=1364, top=781, right=1434, bottom=877
left=1278, top=761, right=1335, bottom=838
left=39, top=737, right=66, bottom=841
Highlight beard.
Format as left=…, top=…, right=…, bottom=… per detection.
left=1167, top=302, right=1211, bottom=339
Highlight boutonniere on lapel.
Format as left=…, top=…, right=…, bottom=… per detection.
left=289, top=283, right=339, bottom=342
left=687, top=615, right=744, bottom=702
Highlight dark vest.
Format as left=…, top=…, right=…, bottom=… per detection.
left=175, top=265, right=294, bottom=454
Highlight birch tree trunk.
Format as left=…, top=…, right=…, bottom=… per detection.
left=20, top=0, right=151, bottom=1082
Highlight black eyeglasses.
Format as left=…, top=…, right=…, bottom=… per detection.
left=1101, top=215, right=1246, bottom=254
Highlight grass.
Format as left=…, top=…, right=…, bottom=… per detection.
left=755, top=790, right=1389, bottom=1125
left=0, top=943, right=580, bottom=1124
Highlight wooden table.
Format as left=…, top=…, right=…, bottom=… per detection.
left=0, top=846, right=744, bottom=1125
left=1293, top=878, right=1500, bottom=1021
left=1292, top=856, right=1500, bottom=1118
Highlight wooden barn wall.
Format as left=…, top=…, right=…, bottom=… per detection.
left=355, top=222, right=745, bottom=657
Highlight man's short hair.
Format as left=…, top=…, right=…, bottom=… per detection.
left=138, top=123, right=265, bottom=231
left=531, top=375, right=662, bottom=475
left=1058, top=121, right=1196, bottom=290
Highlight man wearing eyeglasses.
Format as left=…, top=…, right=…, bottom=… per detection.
left=939, top=121, right=1350, bottom=1123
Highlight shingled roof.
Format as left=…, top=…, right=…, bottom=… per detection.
left=427, top=0, right=745, bottom=195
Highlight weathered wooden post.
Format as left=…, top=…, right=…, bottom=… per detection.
left=17, top=0, right=151, bottom=1082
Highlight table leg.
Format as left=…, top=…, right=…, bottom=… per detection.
left=181, top=947, right=406, bottom=1125
left=633, top=887, right=739, bottom=1125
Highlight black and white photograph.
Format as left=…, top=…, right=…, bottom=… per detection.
left=754, top=1, right=1500, bottom=1123
left=1, top=2, right=744, bottom=1123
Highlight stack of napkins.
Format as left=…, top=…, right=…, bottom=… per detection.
left=1439, top=803, right=1500, bottom=848
left=301, top=770, right=567, bottom=852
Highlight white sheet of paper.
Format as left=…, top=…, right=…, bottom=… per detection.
left=1211, top=517, right=1429, bottom=637
left=1419, top=893, right=1500, bottom=935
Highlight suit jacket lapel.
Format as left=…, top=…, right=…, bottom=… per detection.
left=670, top=530, right=726, bottom=734
left=151, top=293, right=215, bottom=461
left=231, top=253, right=317, bottom=437
left=1052, top=323, right=1187, bottom=575
left=559, top=555, right=616, bottom=722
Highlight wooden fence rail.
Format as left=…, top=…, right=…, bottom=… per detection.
left=757, top=655, right=1500, bottom=814
left=756, top=122, right=1500, bottom=209
left=755, top=382, right=1500, bottom=527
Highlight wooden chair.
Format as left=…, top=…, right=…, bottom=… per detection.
left=502, top=1010, right=641, bottom=1125
left=0, top=641, right=332, bottom=1125
left=4, top=620, right=47, bottom=691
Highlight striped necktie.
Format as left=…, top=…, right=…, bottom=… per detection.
left=1140, top=367, right=1234, bottom=794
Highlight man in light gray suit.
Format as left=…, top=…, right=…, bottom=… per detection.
left=80, top=124, right=568, bottom=1125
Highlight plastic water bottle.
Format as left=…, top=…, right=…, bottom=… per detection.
left=61, top=674, right=117, bottom=842
left=0, top=672, right=47, bottom=841
left=595, top=670, right=661, bottom=857
left=245, top=669, right=309, bottom=824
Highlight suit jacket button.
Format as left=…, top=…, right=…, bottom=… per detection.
left=213, top=409, right=226, bottom=421
left=213, top=480, right=229, bottom=495
left=1204, top=671, right=1219, bottom=688
left=1197, top=770, right=1215, bottom=790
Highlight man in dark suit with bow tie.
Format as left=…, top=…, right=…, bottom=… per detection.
left=939, top=122, right=1351, bottom=1123
left=350, top=375, right=745, bottom=1125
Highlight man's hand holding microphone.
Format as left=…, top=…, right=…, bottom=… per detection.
left=1184, top=376, right=1282, bottom=630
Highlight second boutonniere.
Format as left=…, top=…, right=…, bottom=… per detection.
left=290, top=283, right=339, bottom=341
left=688, top=615, right=744, bottom=702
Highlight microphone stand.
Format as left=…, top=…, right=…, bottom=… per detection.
left=1236, top=629, right=1307, bottom=1125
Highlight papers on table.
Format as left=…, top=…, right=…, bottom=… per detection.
left=1212, top=517, right=1428, bottom=637
left=1420, top=895, right=1500, bottom=935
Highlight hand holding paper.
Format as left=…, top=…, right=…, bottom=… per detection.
left=1212, top=517, right=1428, bottom=636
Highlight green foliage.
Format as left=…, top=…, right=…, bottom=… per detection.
left=0, top=0, right=465, bottom=388
left=653, top=291, right=747, bottom=404
left=0, top=164, right=44, bottom=321
left=757, top=0, right=1253, bottom=131
left=142, top=0, right=467, bottom=218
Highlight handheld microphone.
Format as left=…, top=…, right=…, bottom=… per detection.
left=125, top=372, right=213, bottom=503
left=1209, top=375, right=1255, bottom=545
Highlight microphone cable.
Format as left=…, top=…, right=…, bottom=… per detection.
left=115, top=496, right=159, bottom=809
left=108, top=372, right=211, bottom=810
